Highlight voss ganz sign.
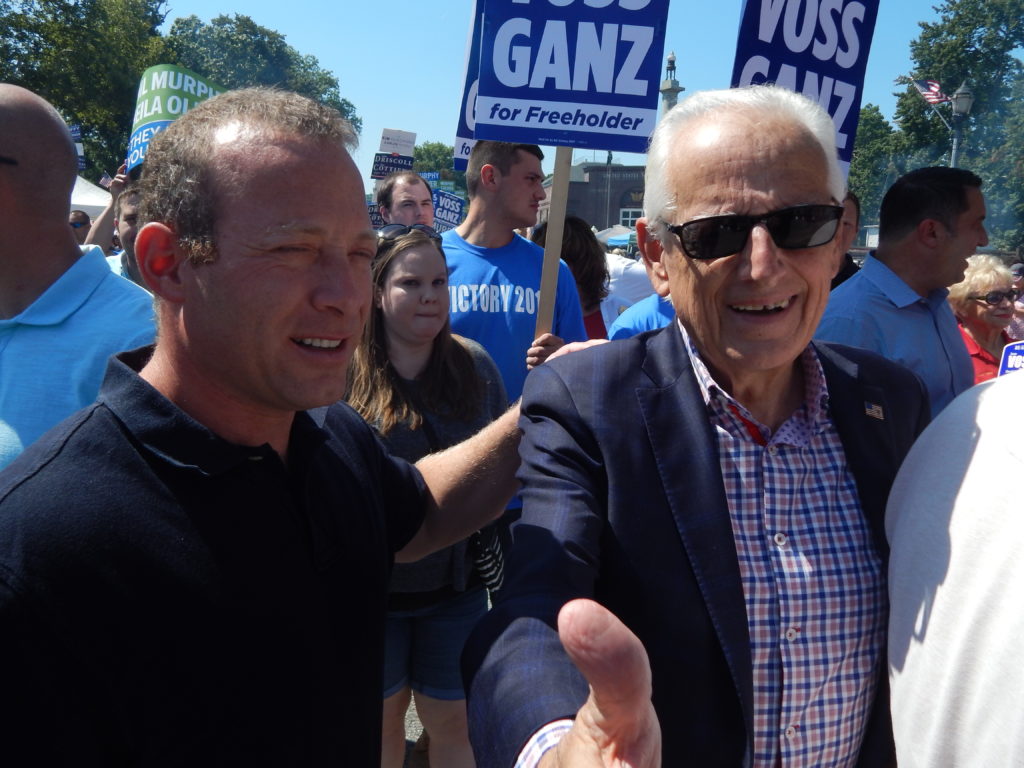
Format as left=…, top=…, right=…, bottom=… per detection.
left=730, top=0, right=879, bottom=172
left=473, top=0, right=670, bottom=153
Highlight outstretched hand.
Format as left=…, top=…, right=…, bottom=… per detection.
left=540, top=599, right=661, bottom=767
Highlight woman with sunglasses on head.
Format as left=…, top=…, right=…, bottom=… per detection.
left=346, top=224, right=507, bottom=768
left=948, top=254, right=1019, bottom=384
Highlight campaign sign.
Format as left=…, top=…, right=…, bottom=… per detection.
left=419, top=171, right=441, bottom=182
left=380, top=128, right=416, bottom=156
left=432, top=189, right=465, bottom=233
left=128, top=65, right=224, bottom=171
left=453, top=0, right=486, bottom=171
left=371, top=152, right=415, bottom=180
left=473, top=0, right=669, bottom=153
left=70, top=124, right=85, bottom=170
left=367, top=202, right=385, bottom=229
left=730, top=0, right=880, bottom=173
left=999, top=340, right=1024, bottom=376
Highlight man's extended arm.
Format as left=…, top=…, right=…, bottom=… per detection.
left=84, top=165, right=127, bottom=250
left=396, top=403, right=521, bottom=563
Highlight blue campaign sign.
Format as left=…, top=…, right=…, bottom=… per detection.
left=419, top=171, right=441, bottom=182
left=371, top=152, right=415, bottom=180
left=730, top=0, right=880, bottom=173
left=473, top=0, right=670, bottom=153
left=367, top=202, right=385, bottom=229
left=453, top=0, right=485, bottom=172
left=998, top=340, right=1024, bottom=376
left=432, top=189, right=465, bottom=233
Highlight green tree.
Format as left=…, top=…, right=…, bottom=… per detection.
left=0, top=0, right=169, bottom=175
left=163, top=14, right=360, bottom=133
left=894, top=0, right=1024, bottom=250
left=414, top=141, right=467, bottom=197
left=847, top=104, right=897, bottom=226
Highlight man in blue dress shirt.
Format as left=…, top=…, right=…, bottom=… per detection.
left=817, top=167, right=987, bottom=417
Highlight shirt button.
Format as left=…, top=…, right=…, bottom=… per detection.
left=767, top=444, right=778, bottom=456
left=773, top=532, right=788, bottom=547
left=785, top=627, right=800, bottom=641
left=785, top=726, right=798, bottom=739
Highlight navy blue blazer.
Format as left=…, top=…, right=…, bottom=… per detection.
left=463, top=326, right=929, bottom=767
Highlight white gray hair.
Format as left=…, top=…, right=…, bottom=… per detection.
left=948, top=254, right=1015, bottom=313
left=644, top=86, right=844, bottom=235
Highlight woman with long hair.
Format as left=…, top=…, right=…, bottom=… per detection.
left=347, top=224, right=506, bottom=768
left=531, top=216, right=629, bottom=338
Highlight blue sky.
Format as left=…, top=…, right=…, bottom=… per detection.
left=159, top=0, right=947, bottom=191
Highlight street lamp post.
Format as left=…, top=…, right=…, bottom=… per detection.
left=949, top=81, right=975, bottom=168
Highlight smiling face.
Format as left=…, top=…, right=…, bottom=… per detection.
left=649, top=112, right=841, bottom=392
left=377, top=243, right=449, bottom=353
left=382, top=178, right=434, bottom=227
left=958, top=281, right=1016, bottom=336
left=176, top=130, right=376, bottom=417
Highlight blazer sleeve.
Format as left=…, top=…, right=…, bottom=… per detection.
left=463, top=360, right=601, bottom=767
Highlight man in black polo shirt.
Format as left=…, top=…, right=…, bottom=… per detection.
left=0, top=88, right=522, bottom=765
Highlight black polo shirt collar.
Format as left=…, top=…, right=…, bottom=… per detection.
left=98, top=347, right=327, bottom=477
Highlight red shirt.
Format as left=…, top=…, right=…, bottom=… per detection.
left=958, top=324, right=1011, bottom=384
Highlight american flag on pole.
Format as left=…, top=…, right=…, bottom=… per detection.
left=912, top=79, right=950, bottom=104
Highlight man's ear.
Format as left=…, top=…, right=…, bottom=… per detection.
left=135, top=222, right=188, bottom=302
left=637, top=217, right=671, bottom=298
left=916, top=217, right=946, bottom=249
left=479, top=163, right=499, bottom=191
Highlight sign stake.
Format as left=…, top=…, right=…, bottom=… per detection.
left=535, top=145, right=573, bottom=339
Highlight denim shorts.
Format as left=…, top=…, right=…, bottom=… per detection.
left=382, top=587, right=488, bottom=701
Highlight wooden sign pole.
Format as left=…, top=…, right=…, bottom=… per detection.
left=534, top=145, right=573, bottom=339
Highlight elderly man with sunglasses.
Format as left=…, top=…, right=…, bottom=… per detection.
left=463, top=86, right=929, bottom=768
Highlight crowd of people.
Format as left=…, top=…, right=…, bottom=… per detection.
left=0, top=77, right=1021, bottom=768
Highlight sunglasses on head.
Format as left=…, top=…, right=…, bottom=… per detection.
left=377, top=223, right=442, bottom=246
left=665, top=204, right=844, bottom=261
left=969, top=289, right=1020, bottom=306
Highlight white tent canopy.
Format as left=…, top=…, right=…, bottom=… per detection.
left=70, top=175, right=111, bottom=219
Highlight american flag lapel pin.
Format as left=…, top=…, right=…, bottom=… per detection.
left=864, top=402, right=885, bottom=420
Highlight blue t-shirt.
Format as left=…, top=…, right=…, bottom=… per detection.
left=607, top=294, right=675, bottom=340
left=815, top=254, right=972, bottom=418
left=442, top=230, right=586, bottom=402
left=0, top=246, right=155, bottom=468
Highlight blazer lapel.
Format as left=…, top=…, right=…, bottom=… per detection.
left=814, top=342, right=902, bottom=558
left=635, top=327, right=754, bottom=740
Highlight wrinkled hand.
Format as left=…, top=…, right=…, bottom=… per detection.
left=526, top=333, right=566, bottom=370
left=539, top=599, right=661, bottom=768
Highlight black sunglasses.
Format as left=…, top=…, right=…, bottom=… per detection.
left=665, top=204, right=844, bottom=261
left=969, top=289, right=1020, bottom=306
left=377, top=223, right=442, bottom=246
left=0, top=155, right=17, bottom=166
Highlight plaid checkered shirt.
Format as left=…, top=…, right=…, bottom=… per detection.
left=686, top=326, right=886, bottom=767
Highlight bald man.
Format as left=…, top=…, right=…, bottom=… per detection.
left=0, top=84, right=155, bottom=469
